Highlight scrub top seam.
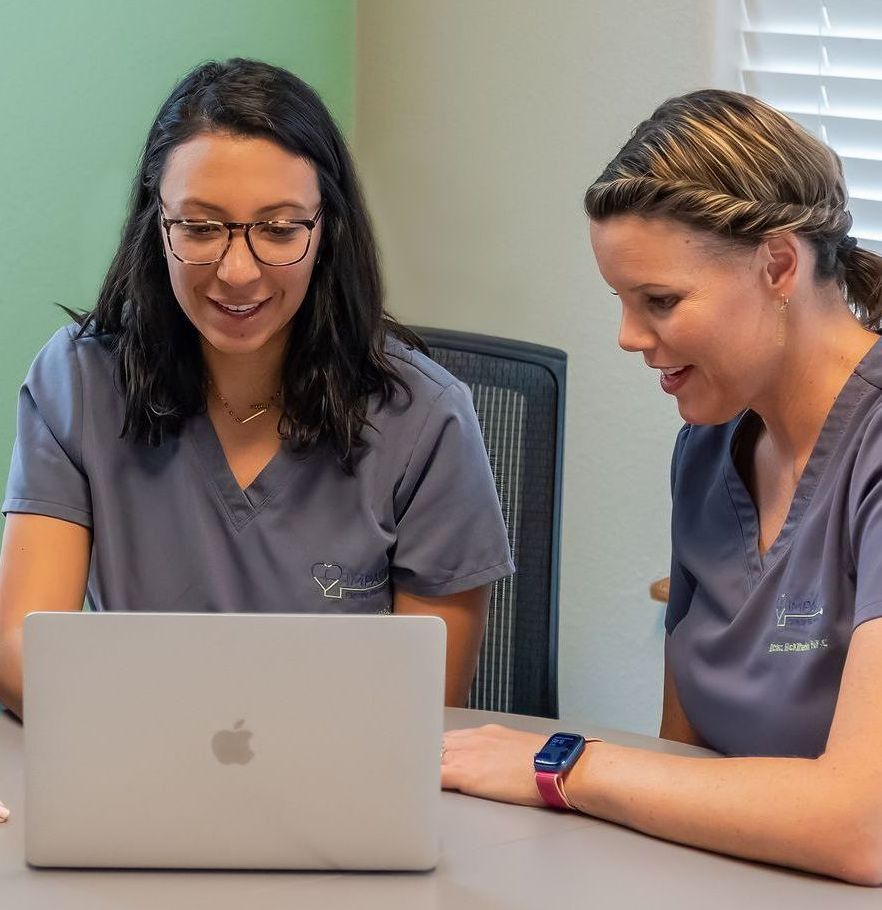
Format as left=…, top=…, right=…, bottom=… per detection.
left=755, top=391, right=859, bottom=577
left=71, top=329, right=89, bottom=472
left=855, top=599, right=882, bottom=628
left=722, top=453, right=757, bottom=592
left=393, top=382, right=456, bottom=516
left=726, top=380, right=871, bottom=582
left=386, top=349, right=456, bottom=393
left=185, top=429, right=255, bottom=534
left=779, top=383, right=873, bottom=575
left=243, top=479, right=286, bottom=515
left=392, top=555, right=515, bottom=596
left=1, top=498, right=93, bottom=527
left=189, top=414, right=299, bottom=530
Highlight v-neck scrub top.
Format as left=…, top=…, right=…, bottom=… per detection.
left=2, top=326, right=514, bottom=615
left=666, top=336, right=882, bottom=758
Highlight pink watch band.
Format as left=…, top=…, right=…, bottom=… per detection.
left=534, top=738, right=602, bottom=811
left=535, top=770, right=573, bottom=810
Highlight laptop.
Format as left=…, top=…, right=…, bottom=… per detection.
left=23, top=611, right=446, bottom=870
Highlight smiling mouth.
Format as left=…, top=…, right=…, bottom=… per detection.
left=659, top=367, right=688, bottom=378
left=209, top=297, right=269, bottom=317
left=657, top=364, right=694, bottom=394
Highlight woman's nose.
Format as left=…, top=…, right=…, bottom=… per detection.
left=215, top=230, right=263, bottom=286
left=618, top=306, right=655, bottom=354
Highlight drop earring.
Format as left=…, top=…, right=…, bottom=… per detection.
left=776, top=295, right=789, bottom=346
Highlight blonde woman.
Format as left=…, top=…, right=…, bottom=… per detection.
left=442, top=90, right=882, bottom=885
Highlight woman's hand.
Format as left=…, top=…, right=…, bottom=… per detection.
left=441, top=724, right=550, bottom=807
left=0, top=801, right=9, bottom=822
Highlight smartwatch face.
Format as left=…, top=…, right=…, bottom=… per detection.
left=534, top=733, right=585, bottom=772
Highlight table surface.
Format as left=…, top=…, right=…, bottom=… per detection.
left=2, top=708, right=879, bottom=908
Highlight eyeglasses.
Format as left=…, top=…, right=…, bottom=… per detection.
left=159, top=203, right=323, bottom=267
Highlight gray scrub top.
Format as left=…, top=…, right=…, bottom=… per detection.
left=666, top=335, right=882, bottom=758
left=2, top=326, right=514, bottom=615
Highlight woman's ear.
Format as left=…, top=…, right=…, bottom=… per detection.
left=759, top=233, right=800, bottom=296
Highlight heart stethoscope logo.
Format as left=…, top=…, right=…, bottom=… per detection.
left=312, top=563, right=344, bottom=597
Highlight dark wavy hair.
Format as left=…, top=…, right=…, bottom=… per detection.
left=80, top=58, right=425, bottom=471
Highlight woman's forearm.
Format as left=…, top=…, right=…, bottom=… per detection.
left=568, top=741, right=882, bottom=885
left=0, top=628, right=24, bottom=719
left=394, top=584, right=490, bottom=707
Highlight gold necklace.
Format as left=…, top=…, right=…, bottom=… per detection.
left=209, top=381, right=281, bottom=425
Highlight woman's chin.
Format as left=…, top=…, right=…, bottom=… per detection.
left=197, top=331, right=273, bottom=360
left=677, top=399, right=745, bottom=427
left=197, top=321, right=293, bottom=359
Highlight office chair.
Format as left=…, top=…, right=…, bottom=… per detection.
left=411, top=327, right=566, bottom=718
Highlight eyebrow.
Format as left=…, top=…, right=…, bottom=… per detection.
left=172, top=198, right=313, bottom=216
left=627, top=282, right=676, bottom=293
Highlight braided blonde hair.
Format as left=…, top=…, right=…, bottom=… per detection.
left=584, top=90, right=882, bottom=329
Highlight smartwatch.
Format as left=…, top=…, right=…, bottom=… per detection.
left=533, top=732, right=590, bottom=810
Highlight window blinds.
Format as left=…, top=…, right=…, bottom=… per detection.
left=741, top=0, right=882, bottom=254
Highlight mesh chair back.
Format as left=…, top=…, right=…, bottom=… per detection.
left=411, top=328, right=566, bottom=717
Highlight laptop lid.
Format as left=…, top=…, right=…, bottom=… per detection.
left=23, top=612, right=445, bottom=870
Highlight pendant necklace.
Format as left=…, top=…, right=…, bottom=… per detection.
left=209, top=380, right=281, bottom=425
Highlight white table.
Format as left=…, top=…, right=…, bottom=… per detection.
left=1, top=707, right=878, bottom=907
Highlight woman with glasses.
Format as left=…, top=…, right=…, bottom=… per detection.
left=0, top=59, right=513, bottom=726
left=442, top=90, right=882, bottom=885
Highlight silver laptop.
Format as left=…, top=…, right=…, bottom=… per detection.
left=23, top=612, right=445, bottom=870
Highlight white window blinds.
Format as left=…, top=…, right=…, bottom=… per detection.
left=741, top=0, right=882, bottom=254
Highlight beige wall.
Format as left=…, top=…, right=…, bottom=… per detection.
left=355, top=1, right=718, bottom=732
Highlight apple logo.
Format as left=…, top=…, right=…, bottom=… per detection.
left=211, top=719, right=255, bottom=765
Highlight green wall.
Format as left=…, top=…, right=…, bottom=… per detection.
left=0, top=0, right=354, bottom=510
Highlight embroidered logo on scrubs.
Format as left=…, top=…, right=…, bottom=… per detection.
left=775, top=593, right=824, bottom=628
left=311, top=562, right=389, bottom=600
left=768, top=592, right=829, bottom=653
